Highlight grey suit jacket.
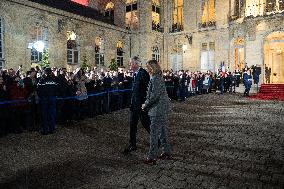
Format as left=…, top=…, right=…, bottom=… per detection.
left=144, top=74, right=170, bottom=117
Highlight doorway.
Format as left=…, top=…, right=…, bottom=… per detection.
left=264, top=31, right=284, bottom=84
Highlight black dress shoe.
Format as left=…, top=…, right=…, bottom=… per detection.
left=158, top=153, right=171, bottom=160
left=143, top=158, right=156, bottom=165
left=123, top=145, right=137, bottom=154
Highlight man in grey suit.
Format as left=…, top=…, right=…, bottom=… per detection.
left=123, top=56, right=151, bottom=154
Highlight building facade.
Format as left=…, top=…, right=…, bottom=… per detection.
left=0, top=0, right=283, bottom=83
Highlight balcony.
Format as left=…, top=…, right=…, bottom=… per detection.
left=198, top=21, right=216, bottom=30
left=170, top=24, right=183, bottom=33
left=152, top=23, right=163, bottom=33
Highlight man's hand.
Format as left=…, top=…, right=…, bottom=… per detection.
left=141, top=104, right=145, bottom=110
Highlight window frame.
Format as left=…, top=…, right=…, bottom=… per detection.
left=172, top=0, right=184, bottom=32
left=67, top=39, right=80, bottom=65
left=125, top=1, right=139, bottom=30
left=201, top=0, right=216, bottom=28
left=95, top=38, right=104, bottom=67
left=152, top=0, right=161, bottom=31
left=116, top=47, right=124, bottom=67
left=31, top=26, right=48, bottom=63
left=152, top=47, right=160, bottom=63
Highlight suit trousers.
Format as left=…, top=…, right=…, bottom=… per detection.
left=40, top=97, right=56, bottom=134
left=129, top=109, right=150, bottom=146
left=148, top=115, right=171, bottom=159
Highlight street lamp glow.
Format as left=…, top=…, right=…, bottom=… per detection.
left=33, top=41, right=45, bottom=52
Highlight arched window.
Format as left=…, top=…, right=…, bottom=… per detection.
left=30, top=26, right=48, bottom=63
left=67, top=31, right=79, bottom=64
left=172, top=0, right=183, bottom=32
left=0, top=17, right=4, bottom=69
left=125, top=0, right=138, bottom=30
left=152, top=0, right=161, bottom=31
left=201, top=0, right=216, bottom=28
left=95, top=37, right=104, bottom=67
left=105, top=2, right=114, bottom=23
left=117, top=41, right=124, bottom=67
left=152, top=46, right=160, bottom=63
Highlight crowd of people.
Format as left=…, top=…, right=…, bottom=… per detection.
left=0, top=62, right=258, bottom=137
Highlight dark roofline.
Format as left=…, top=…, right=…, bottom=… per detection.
left=28, top=0, right=114, bottom=25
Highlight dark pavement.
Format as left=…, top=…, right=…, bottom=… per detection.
left=0, top=94, right=283, bottom=189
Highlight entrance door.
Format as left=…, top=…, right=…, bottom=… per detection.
left=271, top=51, right=284, bottom=83
left=264, top=31, right=284, bottom=84
left=201, top=51, right=215, bottom=72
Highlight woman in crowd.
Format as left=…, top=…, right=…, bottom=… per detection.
left=73, top=68, right=88, bottom=120
left=142, top=59, right=171, bottom=165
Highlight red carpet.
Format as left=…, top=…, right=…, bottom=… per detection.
left=250, top=84, right=284, bottom=101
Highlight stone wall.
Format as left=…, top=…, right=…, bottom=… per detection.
left=1, top=0, right=283, bottom=80
left=0, top=0, right=129, bottom=71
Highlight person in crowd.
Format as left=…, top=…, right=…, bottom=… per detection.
left=8, top=75, right=29, bottom=133
left=235, top=69, right=241, bottom=87
left=73, top=68, right=88, bottom=120
left=218, top=71, right=225, bottom=95
left=178, top=70, right=186, bottom=101
left=123, top=56, right=151, bottom=154
left=37, top=67, right=59, bottom=135
left=243, top=70, right=253, bottom=97
left=0, top=74, right=8, bottom=136
left=265, top=65, right=271, bottom=84
left=202, top=73, right=210, bottom=94
left=142, top=60, right=171, bottom=165
left=230, top=72, right=237, bottom=93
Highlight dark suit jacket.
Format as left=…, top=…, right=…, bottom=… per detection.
left=130, top=67, right=150, bottom=111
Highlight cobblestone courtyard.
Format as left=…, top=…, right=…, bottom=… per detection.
left=0, top=94, right=284, bottom=189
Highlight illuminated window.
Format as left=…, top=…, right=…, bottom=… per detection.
left=71, top=0, right=89, bottom=6
left=31, top=26, right=48, bottom=63
left=172, top=0, right=183, bottom=32
left=234, top=38, right=245, bottom=70
left=152, top=46, right=160, bottom=62
left=105, top=2, right=114, bottom=22
left=152, top=0, right=161, bottom=31
left=67, top=31, right=79, bottom=65
left=245, top=0, right=265, bottom=17
left=117, top=41, right=123, bottom=67
left=0, top=17, right=4, bottom=69
left=201, top=0, right=216, bottom=28
left=95, top=37, right=104, bottom=66
left=125, top=0, right=138, bottom=30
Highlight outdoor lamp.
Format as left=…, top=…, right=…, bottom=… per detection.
left=33, top=41, right=45, bottom=52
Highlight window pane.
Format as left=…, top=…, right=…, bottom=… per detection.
left=132, top=3, right=138, bottom=10
left=156, top=7, right=160, bottom=14
left=126, top=5, right=131, bottom=12
left=280, top=0, right=284, bottom=11
left=74, top=51, right=78, bottom=63
left=202, top=43, right=207, bottom=51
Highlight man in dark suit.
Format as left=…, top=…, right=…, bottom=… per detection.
left=123, top=56, right=151, bottom=154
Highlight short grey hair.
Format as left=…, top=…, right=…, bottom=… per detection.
left=130, top=56, right=140, bottom=65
